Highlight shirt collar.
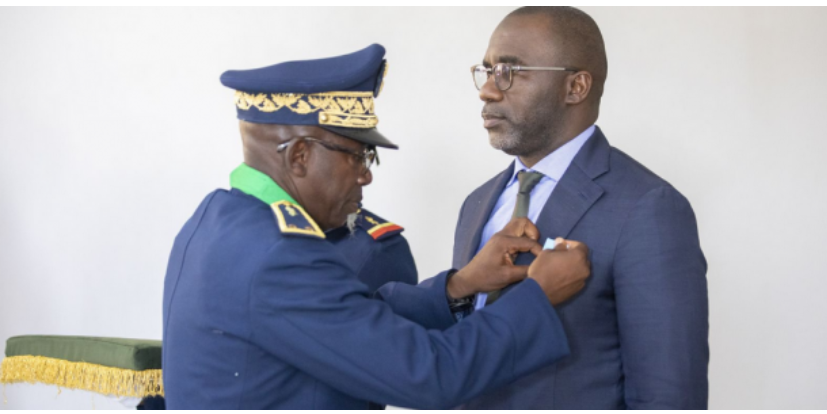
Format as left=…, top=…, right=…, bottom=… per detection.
left=509, top=124, right=596, bottom=184
left=230, top=163, right=299, bottom=206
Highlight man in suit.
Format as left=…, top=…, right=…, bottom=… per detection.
left=162, top=44, right=593, bottom=409
left=453, top=7, right=709, bottom=409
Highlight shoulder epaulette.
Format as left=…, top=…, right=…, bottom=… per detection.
left=271, top=200, right=325, bottom=239
left=358, top=209, right=404, bottom=241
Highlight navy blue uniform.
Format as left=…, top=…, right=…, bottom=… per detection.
left=326, top=209, right=418, bottom=292
left=146, top=211, right=414, bottom=410
left=326, top=209, right=417, bottom=410
left=162, top=170, right=570, bottom=409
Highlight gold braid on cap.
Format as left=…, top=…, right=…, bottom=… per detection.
left=233, top=91, right=378, bottom=128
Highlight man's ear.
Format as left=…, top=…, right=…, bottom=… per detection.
left=287, top=139, right=310, bottom=178
left=565, top=71, right=593, bottom=105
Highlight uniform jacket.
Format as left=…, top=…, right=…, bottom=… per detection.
left=327, top=209, right=418, bottom=292
left=326, top=208, right=417, bottom=410
left=162, top=167, right=571, bottom=409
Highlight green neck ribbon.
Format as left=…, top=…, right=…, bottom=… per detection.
left=230, top=163, right=298, bottom=206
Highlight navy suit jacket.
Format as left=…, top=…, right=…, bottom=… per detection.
left=452, top=127, right=709, bottom=409
left=162, top=188, right=570, bottom=409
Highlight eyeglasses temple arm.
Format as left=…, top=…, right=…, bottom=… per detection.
left=513, top=66, right=578, bottom=72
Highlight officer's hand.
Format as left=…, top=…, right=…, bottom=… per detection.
left=528, top=238, right=591, bottom=306
left=447, top=218, right=543, bottom=299
left=498, top=216, right=541, bottom=241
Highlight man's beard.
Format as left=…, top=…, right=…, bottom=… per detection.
left=489, top=100, right=562, bottom=157
left=345, top=212, right=358, bottom=235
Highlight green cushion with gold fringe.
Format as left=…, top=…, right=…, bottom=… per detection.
left=1, top=335, right=163, bottom=398
left=5, top=335, right=161, bottom=370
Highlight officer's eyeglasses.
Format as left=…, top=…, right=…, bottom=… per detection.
left=277, top=137, right=379, bottom=172
left=470, top=63, right=579, bottom=91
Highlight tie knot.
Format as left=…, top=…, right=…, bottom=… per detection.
left=517, top=170, right=544, bottom=195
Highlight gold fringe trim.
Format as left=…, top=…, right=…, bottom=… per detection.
left=0, top=355, right=163, bottom=398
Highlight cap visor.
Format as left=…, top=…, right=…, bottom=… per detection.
left=320, top=126, right=398, bottom=149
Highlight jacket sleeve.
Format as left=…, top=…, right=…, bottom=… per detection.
left=250, top=237, right=570, bottom=409
left=373, top=235, right=418, bottom=286
left=363, top=232, right=454, bottom=330
left=373, top=271, right=455, bottom=331
left=613, top=185, right=709, bottom=409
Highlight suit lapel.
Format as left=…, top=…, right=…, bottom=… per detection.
left=514, top=164, right=605, bottom=264
left=534, top=126, right=611, bottom=241
left=456, top=163, right=514, bottom=267
left=534, top=166, right=604, bottom=241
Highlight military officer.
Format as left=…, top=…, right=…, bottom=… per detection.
left=162, top=44, right=591, bottom=409
left=143, top=208, right=412, bottom=410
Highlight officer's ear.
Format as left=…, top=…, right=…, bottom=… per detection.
left=286, top=138, right=310, bottom=178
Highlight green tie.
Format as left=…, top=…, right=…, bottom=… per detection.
left=486, top=170, right=544, bottom=305
left=512, top=170, right=544, bottom=218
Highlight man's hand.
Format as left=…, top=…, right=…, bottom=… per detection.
left=528, top=238, right=591, bottom=305
left=447, top=218, right=542, bottom=299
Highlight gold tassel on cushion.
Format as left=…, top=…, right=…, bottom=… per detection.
left=0, top=355, right=163, bottom=398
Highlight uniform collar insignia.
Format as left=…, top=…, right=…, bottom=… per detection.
left=230, top=164, right=324, bottom=239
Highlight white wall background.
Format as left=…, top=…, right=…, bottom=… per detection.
left=1, top=7, right=826, bottom=409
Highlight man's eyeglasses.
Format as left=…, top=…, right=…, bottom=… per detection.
left=470, top=63, right=579, bottom=91
left=277, top=137, right=379, bottom=172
